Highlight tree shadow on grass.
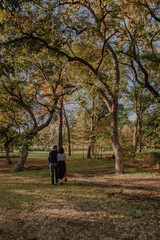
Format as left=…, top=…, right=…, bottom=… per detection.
left=1, top=178, right=160, bottom=240
left=0, top=194, right=160, bottom=240
left=0, top=214, right=123, bottom=240
left=69, top=177, right=160, bottom=192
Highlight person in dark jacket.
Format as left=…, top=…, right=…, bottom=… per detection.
left=57, top=147, right=67, bottom=185
left=48, top=145, right=58, bottom=185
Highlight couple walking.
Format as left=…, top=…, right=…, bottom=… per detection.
left=48, top=145, right=67, bottom=185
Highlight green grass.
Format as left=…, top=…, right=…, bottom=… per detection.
left=0, top=153, right=160, bottom=240
left=28, top=151, right=50, bottom=158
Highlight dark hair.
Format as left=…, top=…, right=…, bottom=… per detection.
left=53, top=145, right=57, bottom=150
left=59, top=147, right=64, bottom=153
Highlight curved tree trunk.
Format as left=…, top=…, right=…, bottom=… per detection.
left=15, top=144, right=28, bottom=171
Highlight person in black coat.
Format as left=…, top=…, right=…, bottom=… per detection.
left=57, top=147, right=67, bottom=185
left=48, top=145, right=58, bottom=185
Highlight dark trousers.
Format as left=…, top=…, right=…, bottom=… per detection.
left=50, top=165, right=58, bottom=184
left=58, top=161, right=66, bottom=179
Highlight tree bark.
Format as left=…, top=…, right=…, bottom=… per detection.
left=87, top=96, right=95, bottom=158
left=5, top=143, right=12, bottom=165
left=87, top=145, right=91, bottom=158
left=133, top=117, right=138, bottom=153
left=91, top=96, right=95, bottom=155
left=110, top=110, right=124, bottom=174
left=58, top=95, right=63, bottom=149
left=139, top=119, right=143, bottom=153
left=15, top=144, right=28, bottom=171
left=138, top=99, right=143, bottom=153
left=98, top=43, right=124, bottom=174
left=64, top=107, right=71, bottom=156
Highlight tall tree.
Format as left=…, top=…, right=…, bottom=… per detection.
left=0, top=0, right=125, bottom=173
left=0, top=52, right=75, bottom=170
left=121, top=71, right=159, bottom=153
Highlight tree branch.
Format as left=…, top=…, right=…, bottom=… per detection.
left=140, top=2, right=160, bottom=23
left=96, top=31, right=118, bottom=72
left=2, top=79, right=38, bottom=127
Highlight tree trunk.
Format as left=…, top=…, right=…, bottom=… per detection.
left=106, top=42, right=124, bottom=173
left=87, top=145, right=91, bottom=158
left=15, top=144, right=28, bottom=171
left=83, top=145, right=85, bottom=159
left=87, top=96, right=95, bottom=158
left=139, top=124, right=142, bottom=153
left=5, top=143, right=12, bottom=165
left=58, top=96, right=63, bottom=149
left=99, top=94, right=124, bottom=173
left=110, top=110, right=124, bottom=174
left=133, top=117, right=138, bottom=152
left=138, top=108, right=143, bottom=153
left=91, top=96, right=95, bottom=155
left=91, top=142, right=95, bottom=155
left=64, top=108, right=71, bottom=156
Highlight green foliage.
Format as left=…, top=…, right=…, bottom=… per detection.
left=136, top=152, right=160, bottom=165
left=121, top=136, right=136, bottom=160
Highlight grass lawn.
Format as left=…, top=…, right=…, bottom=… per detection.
left=0, top=152, right=160, bottom=240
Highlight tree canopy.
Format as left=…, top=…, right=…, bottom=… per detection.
left=0, top=0, right=159, bottom=173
